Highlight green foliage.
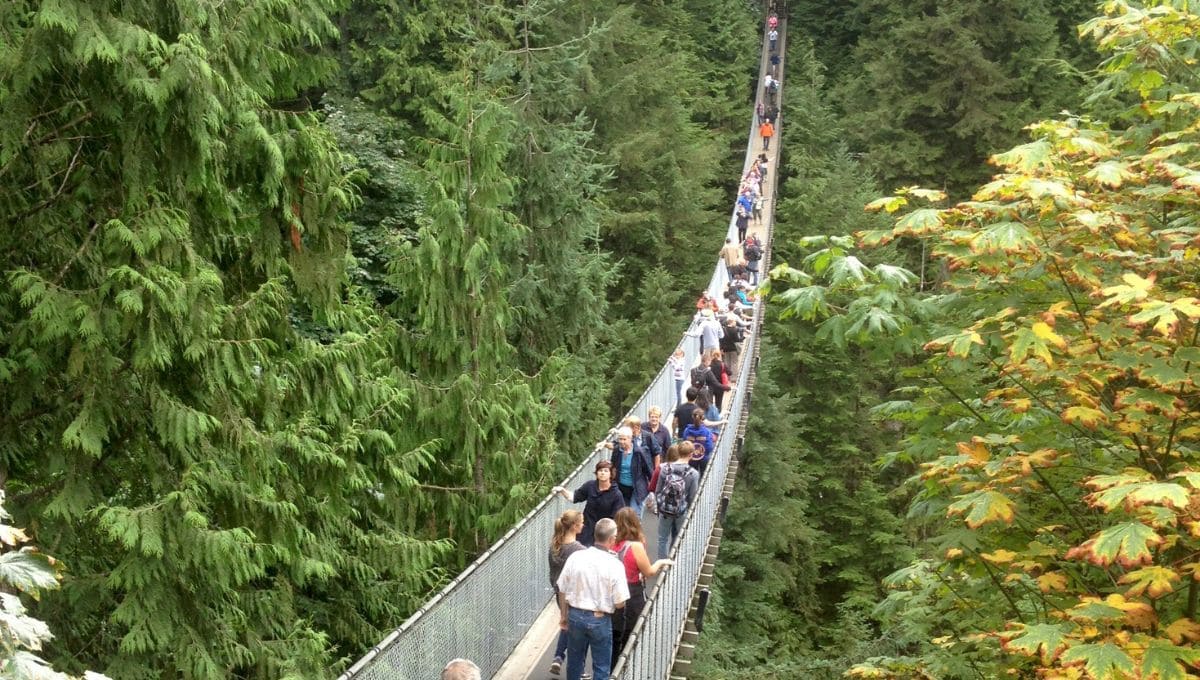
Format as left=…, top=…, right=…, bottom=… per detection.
left=693, top=41, right=911, bottom=679
left=0, top=493, right=109, bottom=680
left=828, top=0, right=1093, bottom=196
left=0, top=1, right=448, bottom=676
left=770, top=4, right=1200, bottom=679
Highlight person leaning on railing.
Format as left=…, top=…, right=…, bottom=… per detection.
left=553, top=460, right=625, bottom=547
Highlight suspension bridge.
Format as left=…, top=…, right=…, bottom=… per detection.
left=339, top=11, right=787, bottom=680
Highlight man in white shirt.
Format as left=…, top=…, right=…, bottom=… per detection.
left=557, top=518, right=630, bottom=680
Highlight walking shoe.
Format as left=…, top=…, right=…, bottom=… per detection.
left=581, top=674, right=592, bottom=680
left=548, top=657, right=562, bottom=675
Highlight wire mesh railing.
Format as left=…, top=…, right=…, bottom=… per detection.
left=339, top=11, right=784, bottom=680
left=611, top=15, right=784, bottom=680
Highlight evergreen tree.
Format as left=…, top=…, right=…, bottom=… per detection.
left=0, top=1, right=446, bottom=676
left=836, top=0, right=1086, bottom=196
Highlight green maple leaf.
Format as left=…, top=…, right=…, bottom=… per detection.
left=1141, top=640, right=1200, bottom=680
left=971, top=222, right=1037, bottom=254
left=947, top=490, right=1016, bottom=528
left=1070, top=522, right=1162, bottom=568
left=1086, top=161, right=1133, bottom=188
left=894, top=208, right=944, bottom=234
left=1061, top=642, right=1135, bottom=679
left=1090, top=481, right=1190, bottom=511
left=993, top=139, right=1053, bottom=171
left=1002, top=623, right=1071, bottom=663
left=1136, top=358, right=1189, bottom=388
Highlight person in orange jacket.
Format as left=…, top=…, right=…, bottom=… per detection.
left=759, top=120, right=774, bottom=151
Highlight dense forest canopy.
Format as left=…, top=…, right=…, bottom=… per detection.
left=695, top=1, right=1200, bottom=679
left=0, top=0, right=755, bottom=676
left=5, top=0, right=1200, bottom=679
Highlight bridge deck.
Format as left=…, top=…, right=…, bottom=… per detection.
left=496, top=24, right=785, bottom=678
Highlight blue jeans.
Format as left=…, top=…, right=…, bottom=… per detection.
left=567, top=607, right=613, bottom=680
left=554, top=628, right=569, bottom=660
left=657, top=512, right=685, bottom=560
left=675, top=378, right=686, bottom=407
left=630, top=493, right=644, bottom=518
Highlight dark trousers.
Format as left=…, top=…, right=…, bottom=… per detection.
left=611, top=583, right=647, bottom=667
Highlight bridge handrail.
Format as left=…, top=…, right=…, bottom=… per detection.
left=611, top=15, right=784, bottom=680
left=340, top=12, right=782, bottom=680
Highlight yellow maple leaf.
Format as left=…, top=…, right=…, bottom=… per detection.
left=1119, top=566, right=1179, bottom=598
left=1032, top=321, right=1068, bottom=349
left=1037, top=572, right=1069, bottom=592
left=982, top=549, right=1018, bottom=564
left=957, top=440, right=990, bottom=463
left=1163, top=618, right=1200, bottom=645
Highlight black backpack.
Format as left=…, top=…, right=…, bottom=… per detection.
left=658, top=464, right=688, bottom=517
left=690, top=365, right=709, bottom=389
left=746, top=243, right=762, bottom=261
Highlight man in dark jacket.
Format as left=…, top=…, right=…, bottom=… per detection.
left=720, top=316, right=744, bottom=379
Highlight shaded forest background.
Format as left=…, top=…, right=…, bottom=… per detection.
left=0, top=0, right=760, bottom=676
left=6, top=0, right=1200, bottom=678
left=696, top=1, right=1200, bottom=679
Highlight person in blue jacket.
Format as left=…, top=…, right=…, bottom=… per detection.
left=681, top=408, right=715, bottom=477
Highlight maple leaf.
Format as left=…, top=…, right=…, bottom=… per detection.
left=971, top=222, right=1038, bottom=254
left=1011, top=325, right=1058, bottom=366
left=1086, top=161, right=1133, bottom=188
left=1119, top=566, right=1178, bottom=599
left=866, top=195, right=908, bottom=213
left=1162, top=618, right=1200, bottom=645
left=1139, top=640, right=1200, bottom=680
left=1038, top=572, right=1069, bottom=592
left=981, top=549, right=1018, bottom=564
left=1066, top=523, right=1162, bottom=568
left=956, top=440, right=990, bottom=463
left=1062, top=406, right=1109, bottom=428
left=1033, top=321, right=1068, bottom=349
left=894, top=208, right=944, bottom=235
left=947, top=490, right=1017, bottom=528
left=1171, top=297, right=1200, bottom=318
left=1099, top=272, right=1156, bottom=307
left=926, top=330, right=984, bottom=357
left=1129, top=300, right=1180, bottom=336
left=1061, top=642, right=1135, bottom=679
left=993, top=140, right=1054, bottom=172
left=1088, top=480, right=1190, bottom=512
left=1001, top=623, right=1071, bottom=664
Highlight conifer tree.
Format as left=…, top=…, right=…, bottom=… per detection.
left=0, top=1, right=445, bottom=675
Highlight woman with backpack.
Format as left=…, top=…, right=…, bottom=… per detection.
left=546, top=510, right=586, bottom=676
left=648, top=444, right=700, bottom=559
left=610, top=508, right=674, bottom=668
left=682, top=409, right=716, bottom=477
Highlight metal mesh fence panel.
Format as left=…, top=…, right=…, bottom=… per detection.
left=612, top=17, right=785, bottom=680
left=341, top=15, right=784, bottom=680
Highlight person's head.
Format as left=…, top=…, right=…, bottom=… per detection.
left=616, top=426, right=633, bottom=450
left=673, top=348, right=684, bottom=359
left=615, top=507, right=646, bottom=544
left=594, top=517, right=618, bottom=547
left=676, top=441, right=694, bottom=461
left=686, top=387, right=698, bottom=403
left=552, top=509, right=584, bottom=552
left=648, top=406, right=663, bottom=430
left=595, top=459, right=614, bottom=484
left=442, top=659, right=481, bottom=680
left=626, top=416, right=642, bottom=434
left=692, top=408, right=705, bottom=425
left=664, top=443, right=679, bottom=463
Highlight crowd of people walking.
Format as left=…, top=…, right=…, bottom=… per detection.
left=540, top=9, right=781, bottom=680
